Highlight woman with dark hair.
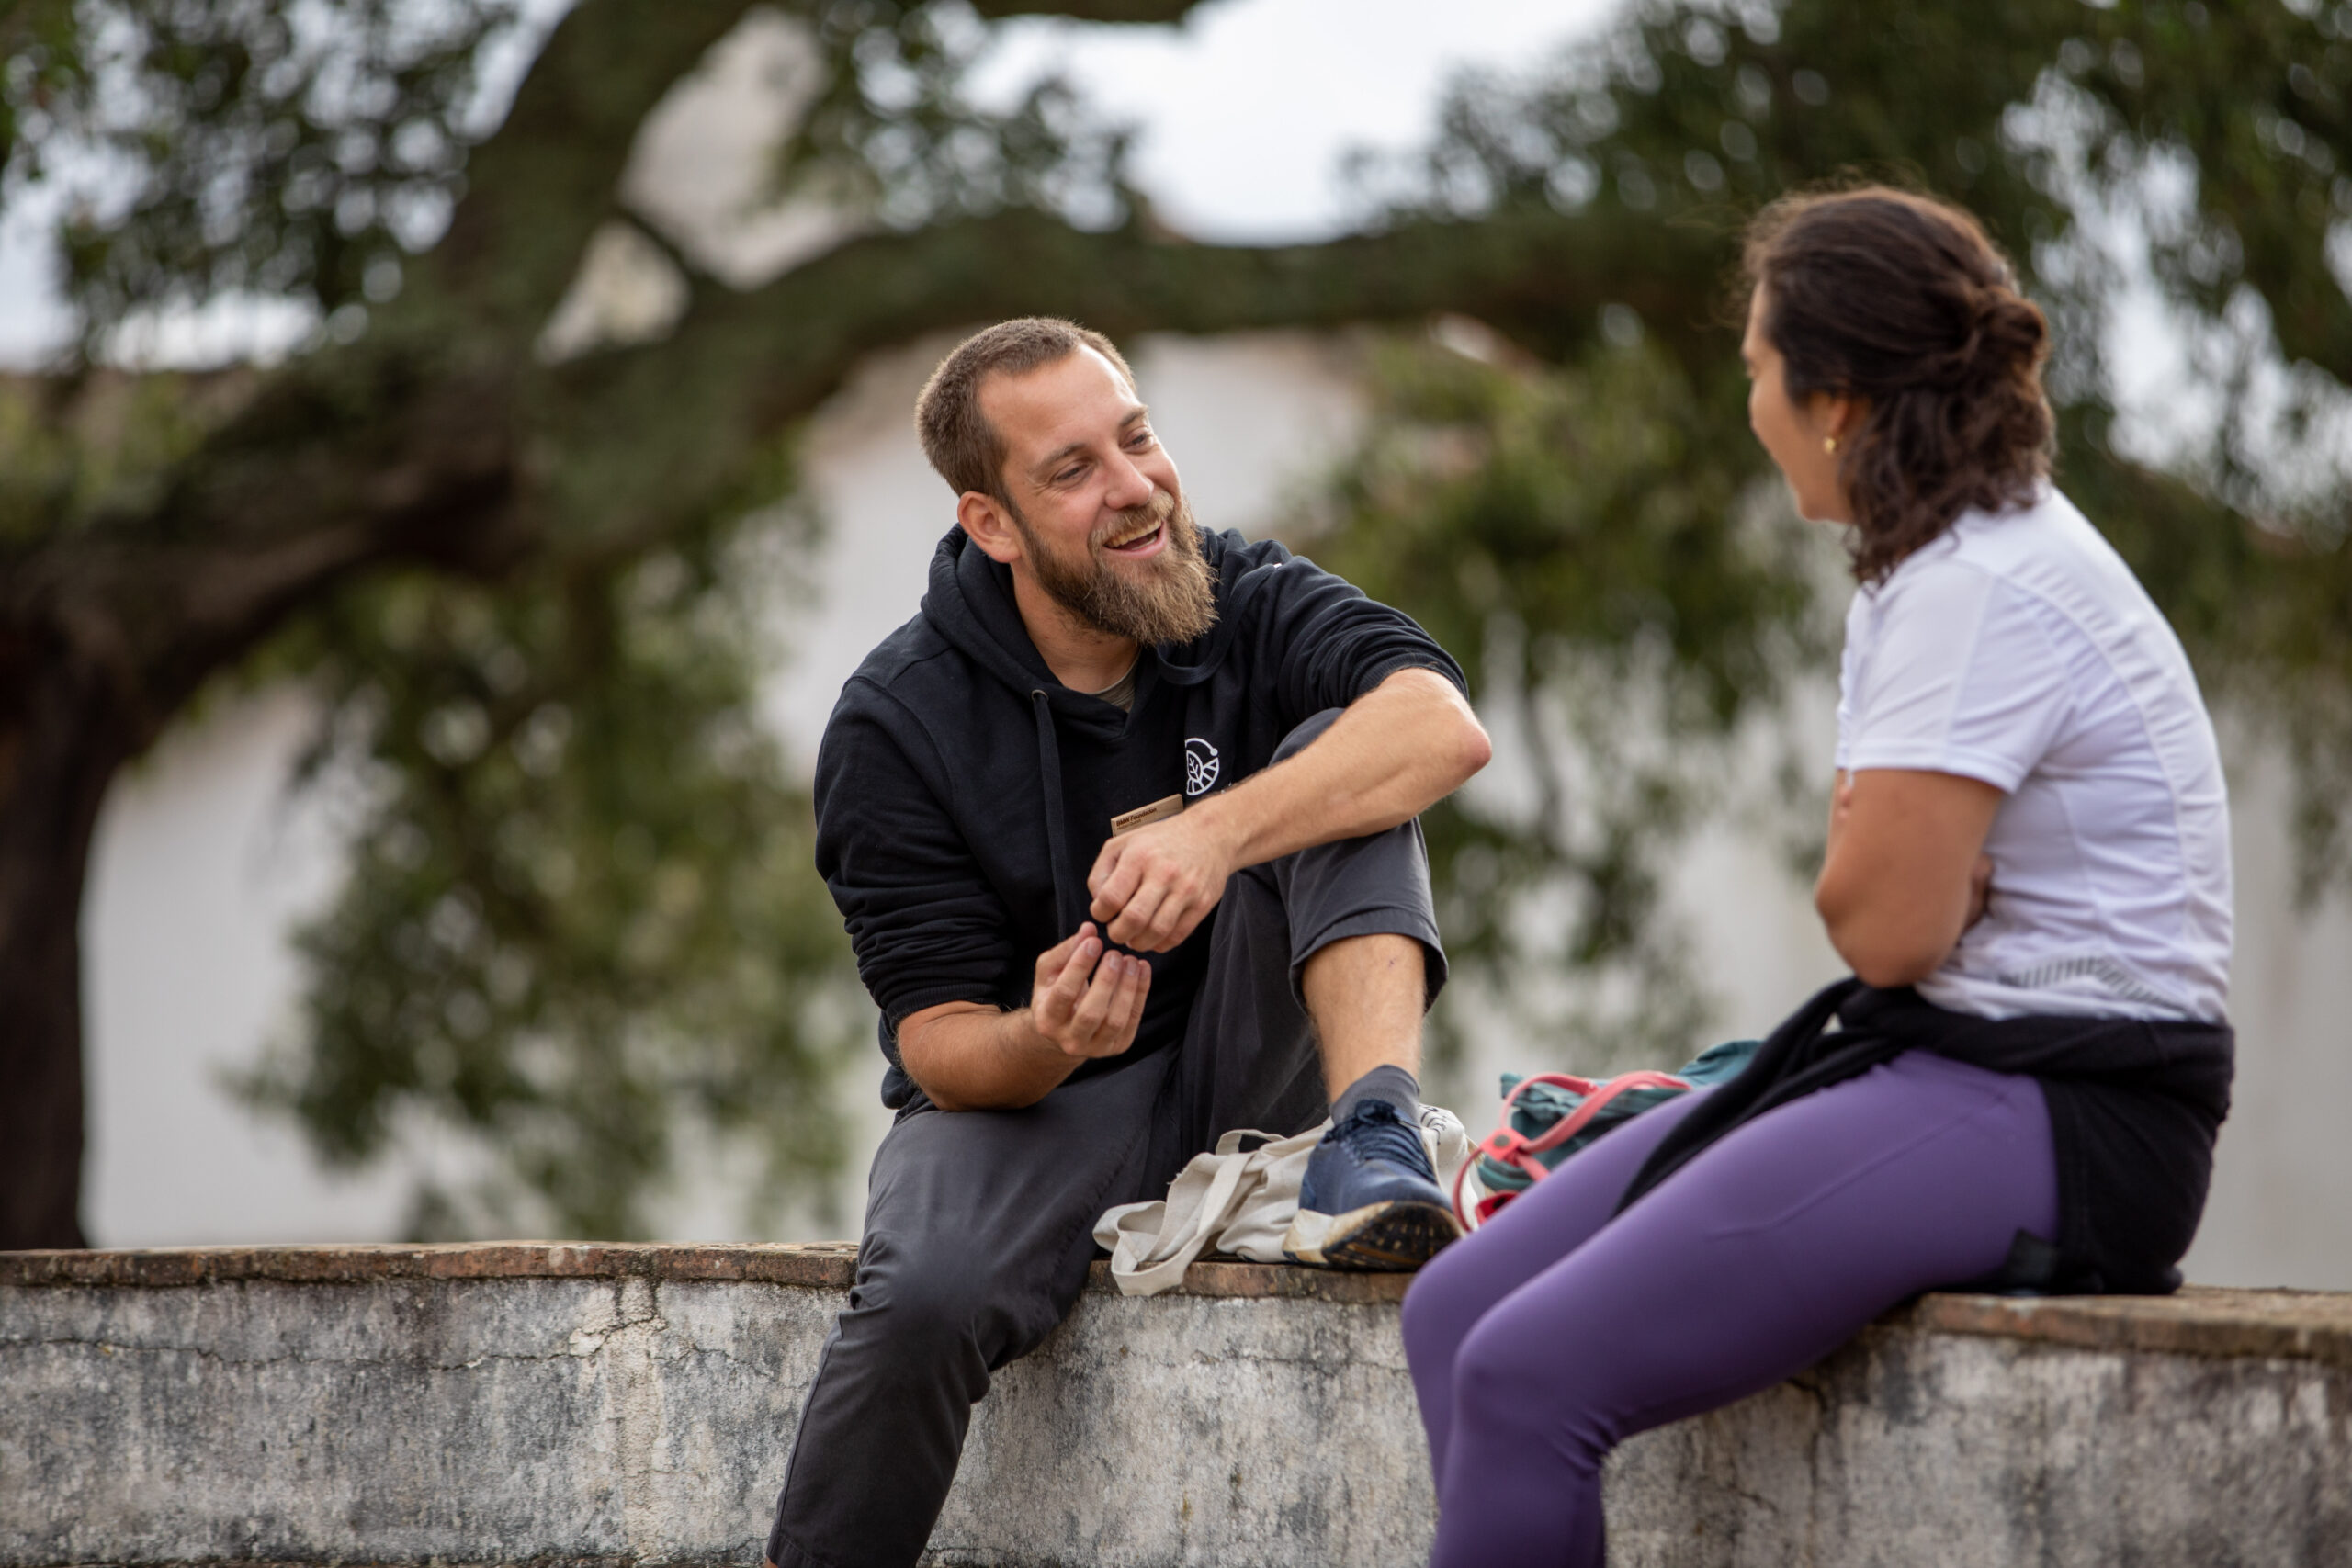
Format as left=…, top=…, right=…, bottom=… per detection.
left=1399, top=186, right=2233, bottom=1567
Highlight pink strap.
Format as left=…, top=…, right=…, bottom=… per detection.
left=1453, top=1069, right=1693, bottom=1229
left=1526, top=1070, right=1690, bottom=1153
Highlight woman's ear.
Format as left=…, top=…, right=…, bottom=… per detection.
left=956, top=491, right=1023, bottom=565
left=1817, top=391, right=1864, bottom=444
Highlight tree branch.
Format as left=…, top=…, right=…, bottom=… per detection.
left=422, top=0, right=1234, bottom=344
left=6, top=197, right=1713, bottom=753
left=535, top=204, right=1726, bottom=541
left=0, top=0, right=1715, bottom=765
left=972, top=0, right=1215, bottom=17
left=423, top=0, right=760, bottom=339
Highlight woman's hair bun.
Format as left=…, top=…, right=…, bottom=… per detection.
left=1970, top=289, right=2048, bottom=375
left=1927, top=287, right=2046, bottom=389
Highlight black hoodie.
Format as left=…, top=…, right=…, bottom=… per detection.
left=814, top=525, right=1466, bottom=1108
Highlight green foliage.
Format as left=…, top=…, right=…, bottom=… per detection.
left=3, top=0, right=1140, bottom=354
left=1295, top=0, right=2352, bottom=1066
left=235, top=478, right=865, bottom=1239
left=1392, top=0, right=2352, bottom=900
left=1410, top=0, right=2351, bottom=513
left=6, top=0, right=520, bottom=346
left=1310, top=330, right=1831, bottom=1064
left=780, top=0, right=1135, bottom=230
left=0, top=370, right=254, bottom=547
left=0, top=2, right=85, bottom=181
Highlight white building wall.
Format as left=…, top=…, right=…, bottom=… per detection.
left=81, top=331, right=2352, bottom=1288
left=83, top=691, right=413, bottom=1243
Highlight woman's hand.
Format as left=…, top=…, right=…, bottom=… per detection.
left=1815, top=769, right=2005, bottom=987
left=1964, top=853, right=1996, bottom=931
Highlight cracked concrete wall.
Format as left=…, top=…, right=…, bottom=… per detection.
left=3, top=1266, right=2348, bottom=1566
left=2, top=1275, right=834, bottom=1564
left=1605, top=1325, right=2351, bottom=1567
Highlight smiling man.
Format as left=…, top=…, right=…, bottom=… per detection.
left=765, top=318, right=1490, bottom=1568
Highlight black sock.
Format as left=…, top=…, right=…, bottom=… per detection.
left=1332, top=1064, right=1420, bottom=1124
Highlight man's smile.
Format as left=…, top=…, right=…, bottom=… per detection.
left=1101, top=518, right=1167, bottom=558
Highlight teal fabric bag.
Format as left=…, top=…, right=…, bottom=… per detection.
left=1453, top=1038, right=1763, bottom=1228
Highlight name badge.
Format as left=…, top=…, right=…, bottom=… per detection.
left=1110, top=793, right=1184, bottom=838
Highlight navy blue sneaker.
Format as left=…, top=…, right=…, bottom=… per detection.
left=1283, top=1100, right=1462, bottom=1270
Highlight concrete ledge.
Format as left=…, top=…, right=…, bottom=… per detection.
left=11, top=1239, right=2346, bottom=1354
left=3, top=1245, right=2347, bottom=1565
left=0, top=1241, right=869, bottom=1291
left=0, top=1242, right=1411, bottom=1304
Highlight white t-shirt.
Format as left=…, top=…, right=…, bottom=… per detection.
left=1836, top=486, right=2233, bottom=1023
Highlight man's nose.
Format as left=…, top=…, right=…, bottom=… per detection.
left=1102, top=453, right=1157, bottom=512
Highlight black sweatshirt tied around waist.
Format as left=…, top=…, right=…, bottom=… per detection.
left=1617, top=978, right=2233, bottom=1295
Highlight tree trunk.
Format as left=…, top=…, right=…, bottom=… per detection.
left=0, top=630, right=136, bottom=1249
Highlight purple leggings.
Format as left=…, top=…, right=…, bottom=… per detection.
left=1401, top=1049, right=2057, bottom=1567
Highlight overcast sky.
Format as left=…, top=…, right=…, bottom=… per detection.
left=978, top=0, right=1614, bottom=241
left=0, top=0, right=1616, bottom=368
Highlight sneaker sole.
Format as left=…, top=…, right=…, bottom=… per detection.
left=1283, top=1199, right=1463, bottom=1271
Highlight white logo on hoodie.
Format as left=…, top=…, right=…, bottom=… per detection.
left=1184, top=738, right=1221, bottom=796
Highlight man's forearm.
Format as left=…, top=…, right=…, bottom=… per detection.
left=899, top=1003, right=1079, bottom=1111
left=912, top=672, right=1487, bottom=1091
left=1195, top=668, right=1490, bottom=870
left=899, top=927, right=1153, bottom=1109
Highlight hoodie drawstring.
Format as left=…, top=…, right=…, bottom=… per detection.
left=1030, top=689, right=1077, bottom=934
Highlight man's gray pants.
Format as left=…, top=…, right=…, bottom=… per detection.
left=766, top=710, right=1446, bottom=1568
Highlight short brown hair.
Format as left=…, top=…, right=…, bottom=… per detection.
left=914, top=318, right=1136, bottom=502
left=1745, top=186, right=2054, bottom=583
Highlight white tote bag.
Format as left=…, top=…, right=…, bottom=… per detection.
left=1092, top=1105, right=1470, bottom=1296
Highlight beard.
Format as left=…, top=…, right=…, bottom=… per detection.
left=1009, top=487, right=1219, bottom=648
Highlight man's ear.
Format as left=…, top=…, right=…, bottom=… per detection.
left=956, top=491, right=1023, bottom=565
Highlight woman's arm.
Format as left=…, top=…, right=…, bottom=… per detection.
left=1815, top=768, right=2004, bottom=987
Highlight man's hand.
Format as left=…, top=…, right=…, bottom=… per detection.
left=1029, top=922, right=1152, bottom=1057
left=1087, top=810, right=1238, bottom=952
left=898, top=921, right=1150, bottom=1110
left=1083, top=670, right=1488, bottom=951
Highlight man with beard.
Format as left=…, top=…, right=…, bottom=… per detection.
left=765, top=318, right=1491, bottom=1568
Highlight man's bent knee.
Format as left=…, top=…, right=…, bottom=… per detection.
left=1272, top=707, right=1346, bottom=764
left=850, top=1238, right=1068, bottom=1380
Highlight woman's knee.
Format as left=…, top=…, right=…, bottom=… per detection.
left=1451, top=1305, right=1533, bottom=1405
left=1447, top=1305, right=1610, bottom=1461
left=1401, top=1235, right=1498, bottom=1370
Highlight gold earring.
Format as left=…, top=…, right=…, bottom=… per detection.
left=1824, top=435, right=1839, bottom=455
